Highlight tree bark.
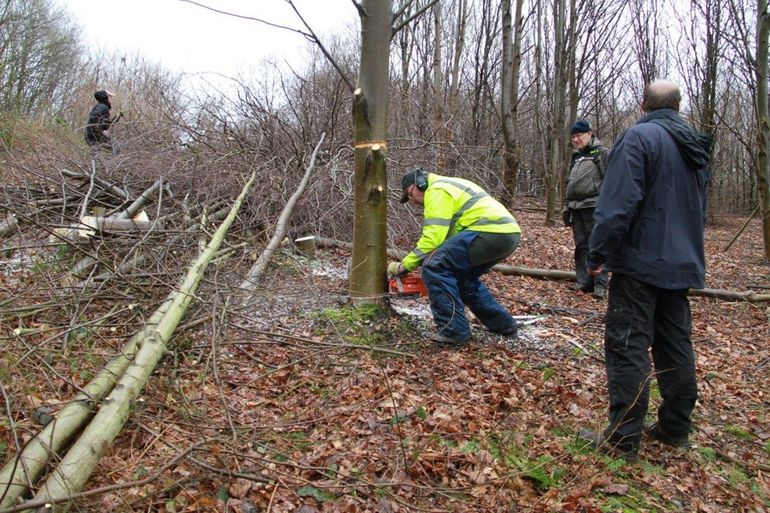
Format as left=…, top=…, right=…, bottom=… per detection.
left=755, top=0, right=770, bottom=260
left=500, top=0, right=524, bottom=207
left=349, top=0, right=392, bottom=306
left=0, top=214, right=18, bottom=238
left=240, top=133, right=325, bottom=290
left=69, top=178, right=164, bottom=279
left=26, top=171, right=257, bottom=506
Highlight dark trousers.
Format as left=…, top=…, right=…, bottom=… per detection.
left=421, top=231, right=519, bottom=339
left=602, top=273, right=698, bottom=451
left=571, top=207, right=608, bottom=289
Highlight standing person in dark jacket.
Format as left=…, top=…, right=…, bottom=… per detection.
left=563, top=119, right=610, bottom=299
left=578, top=80, right=711, bottom=462
left=85, top=90, right=121, bottom=150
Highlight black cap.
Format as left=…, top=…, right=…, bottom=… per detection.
left=570, top=119, right=592, bottom=135
left=400, top=168, right=427, bottom=203
left=94, top=90, right=114, bottom=102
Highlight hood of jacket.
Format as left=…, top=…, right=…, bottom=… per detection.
left=640, top=109, right=711, bottom=169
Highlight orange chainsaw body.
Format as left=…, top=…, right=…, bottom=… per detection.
left=388, top=271, right=428, bottom=297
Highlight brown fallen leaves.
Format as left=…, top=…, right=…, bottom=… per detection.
left=2, top=207, right=768, bottom=512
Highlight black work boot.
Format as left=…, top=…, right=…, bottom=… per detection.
left=645, top=422, right=691, bottom=449
left=578, top=428, right=639, bottom=463
left=430, top=332, right=469, bottom=348
left=491, top=322, right=519, bottom=338
left=592, top=285, right=607, bottom=300
left=571, top=282, right=593, bottom=293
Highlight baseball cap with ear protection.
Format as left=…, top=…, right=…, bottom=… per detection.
left=399, top=168, right=429, bottom=203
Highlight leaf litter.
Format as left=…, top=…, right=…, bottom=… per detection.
left=1, top=207, right=768, bottom=512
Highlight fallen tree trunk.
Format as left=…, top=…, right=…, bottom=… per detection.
left=493, top=263, right=575, bottom=281
left=314, top=237, right=574, bottom=280
left=78, top=216, right=158, bottom=233
left=0, top=214, right=19, bottom=238
left=70, top=179, right=164, bottom=279
left=29, top=170, right=256, bottom=508
left=0, top=300, right=174, bottom=508
left=61, top=168, right=134, bottom=202
left=240, top=133, right=325, bottom=291
left=73, top=207, right=230, bottom=289
left=314, top=237, right=770, bottom=303
left=689, top=288, right=770, bottom=302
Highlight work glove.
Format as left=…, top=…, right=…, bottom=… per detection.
left=387, top=261, right=405, bottom=278
left=562, top=209, right=572, bottom=227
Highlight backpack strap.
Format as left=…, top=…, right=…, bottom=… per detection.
left=591, top=149, right=606, bottom=179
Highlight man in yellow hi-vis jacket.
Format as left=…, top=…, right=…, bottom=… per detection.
left=388, top=168, right=522, bottom=347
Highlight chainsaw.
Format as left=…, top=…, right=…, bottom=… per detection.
left=388, top=271, right=428, bottom=297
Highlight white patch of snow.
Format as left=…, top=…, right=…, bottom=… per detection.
left=310, top=261, right=348, bottom=280
left=0, top=254, right=36, bottom=275
left=390, top=297, right=433, bottom=321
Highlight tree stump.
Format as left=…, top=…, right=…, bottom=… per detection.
left=295, top=235, right=316, bottom=260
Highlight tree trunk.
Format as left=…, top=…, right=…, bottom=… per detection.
left=349, top=0, right=392, bottom=306
left=546, top=0, right=569, bottom=226
left=241, top=133, right=325, bottom=290
left=755, top=0, right=770, bottom=260
left=432, top=1, right=446, bottom=168
left=28, top=171, right=257, bottom=506
left=69, top=178, right=164, bottom=279
left=0, top=214, right=18, bottom=238
left=447, top=0, right=467, bottom=124
left=500, top=0, right=524, bottom=207
left=0, top=300, right=175, bottom=508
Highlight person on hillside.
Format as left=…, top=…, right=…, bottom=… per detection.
left=578, top=80, right=711, bottom=462
left=85, top=90, right=121, bottom=150
left=563, top=119, right=610, bottom=299
left=388, top=168, right=522, bottom=347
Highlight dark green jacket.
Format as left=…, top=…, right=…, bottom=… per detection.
left=564, top=138, right=609, bottom=210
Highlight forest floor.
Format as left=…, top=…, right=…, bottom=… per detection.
left=2, top=198, right=770, bottom=512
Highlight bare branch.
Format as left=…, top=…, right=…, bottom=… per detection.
left=392, top=0, right=440, bottom=36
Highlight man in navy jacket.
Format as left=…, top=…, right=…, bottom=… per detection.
left=579, top=80, right=711, bottom=462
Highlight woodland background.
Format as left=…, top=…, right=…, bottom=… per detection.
left=1, top=0, right=769, bottom=512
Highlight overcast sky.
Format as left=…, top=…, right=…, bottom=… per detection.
left=61, top=0, right=354, bottom=80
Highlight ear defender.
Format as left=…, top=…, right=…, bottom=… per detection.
left=414, top=168, right=429, bottom=191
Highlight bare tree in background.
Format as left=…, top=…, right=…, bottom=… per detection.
left=0, top=0, right=82, bottom=117
left=431, top=1, right=445, bottom=166
left=674, top=0, right=725, bottom=221
left=544, top=0, right=572, bottom=225
left=469, top=0, right=500, bottom=146
left=629, top=0, right=666, bottom=85
left=723, top=0, right=770, bottom=259
left=753, top=0, right=770, bottom=259
left=447, top=0, right=468, bottom=125
left=500, top=0, right=525, bottom=207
